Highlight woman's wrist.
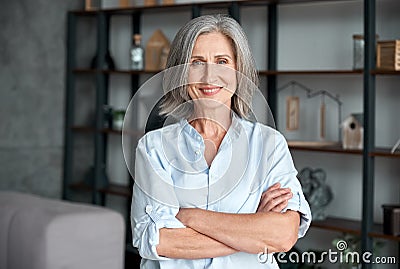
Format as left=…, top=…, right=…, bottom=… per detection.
left=177, top=208, right=204, bottom=229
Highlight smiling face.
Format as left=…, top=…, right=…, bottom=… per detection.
left=187, top=32, right=237, bottom=111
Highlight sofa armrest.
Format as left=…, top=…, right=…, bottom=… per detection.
left=0, top=191, right=125, bottom=269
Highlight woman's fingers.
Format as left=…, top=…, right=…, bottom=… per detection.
left=269, top=193, right=292, bottom=212
left=257, top=187, right=292, bottom=212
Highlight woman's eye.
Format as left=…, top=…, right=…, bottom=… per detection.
left=191, top=60, right=205, bottom=66
left=217, top=59, right=228, bottom=64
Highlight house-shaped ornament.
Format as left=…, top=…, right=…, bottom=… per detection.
left=145, top=29, right=170, bottom=71
left=341, top=113, right=363, bottom=149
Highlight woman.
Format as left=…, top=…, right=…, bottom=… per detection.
left=131, top=14, right=311, bottom=269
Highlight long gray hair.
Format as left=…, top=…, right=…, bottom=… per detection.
left=159, top=14, right=259, bottom=119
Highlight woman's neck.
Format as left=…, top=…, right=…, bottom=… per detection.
left=189, top=107, right=232, bottom=138
left=189, top=107, right=232, bottom=166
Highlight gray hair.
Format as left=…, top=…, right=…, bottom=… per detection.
left=159, top=14, right=259, bottom=119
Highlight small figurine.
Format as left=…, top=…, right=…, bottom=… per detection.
left=298, top=167, right=334, bottom=220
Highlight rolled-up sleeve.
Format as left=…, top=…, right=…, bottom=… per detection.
left=131, top=136, right=185, bottom=261
left=264, top=132, right=312, bottom=238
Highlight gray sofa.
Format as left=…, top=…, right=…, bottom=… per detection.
left=0, top=191, right=125, bottom=269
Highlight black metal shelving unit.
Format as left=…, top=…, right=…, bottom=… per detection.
left=63, top=1, right=399, bottom=268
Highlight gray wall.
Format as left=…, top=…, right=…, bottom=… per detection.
left=0, top=0, right=82, bottom=198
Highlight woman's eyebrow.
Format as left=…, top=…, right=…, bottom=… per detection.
left=215, top=54, right=233, bottom=59
left=190, top=55, right=233, bottom=59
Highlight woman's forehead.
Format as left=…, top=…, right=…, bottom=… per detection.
left=191, top=32, right=235, bottom=56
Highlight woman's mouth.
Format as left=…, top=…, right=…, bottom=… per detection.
left=200, top=86, right=222, bottom=96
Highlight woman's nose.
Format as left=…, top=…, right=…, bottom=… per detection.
left=201, top=63, right=218, bottom=84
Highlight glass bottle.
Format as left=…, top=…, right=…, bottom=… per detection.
left=130, top=34, right=144, bottom=70
left=352, top=34, right=364, bottom=70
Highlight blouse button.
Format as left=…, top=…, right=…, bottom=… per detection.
left=145, top=205, right=153, bottom=214
left=195, top=150, right=201, bottom=155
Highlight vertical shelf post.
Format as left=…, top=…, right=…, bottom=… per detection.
left=191, top=4, right=201, bottom=19
left=63, top=12, right=77, bottom=200
left=229, top=2, right=240, bottom=23
left=93, top=12, right=108, bottom=205
left=267, top=4, right=278, bottom=120
left=126, top=10, right=142, bottom=247
left=361, top=0, right=376, bottom=268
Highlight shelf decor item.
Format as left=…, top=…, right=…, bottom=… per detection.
left=119, top=0, right=131, bottom=8
left=353, top=34, right=364, bottom=70
left=298, top=167, right=333, bottom=221
left=382, top=204, right=400, bottom=236
left=144, top=0, right=157, bottom=6
left=278, top=80, right=342, bottom=141
left=376, top=40, right=400, bottom=71
left=85, top=0, right=101, bottom=10
left=286, top=96, right=299, bottom=131
left=390, top=137, right=400, bottom=154
left=103, top=105, right=113, bottom=129
left=341, top=113, right=363, bottom=150
left=332, top=234, right=385, bottom=269
left=352, top=34, right=379, bottom=70
left=130, top=34, right=144, bottom=70
left=112, top=110, right=126, bottom=130
left=145, top=29, right=170, bottom=71
left=320, top=96, right=326, bottom=139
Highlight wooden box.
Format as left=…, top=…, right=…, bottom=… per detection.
left=376, top=40, right=400, bottom=71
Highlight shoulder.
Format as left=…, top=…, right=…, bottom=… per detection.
left=137, top=122, right=182, bottom=151
left=239, top=118, right=287, bottom=146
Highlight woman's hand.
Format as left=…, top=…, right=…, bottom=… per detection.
left=257, top=183, right=293, bottom=213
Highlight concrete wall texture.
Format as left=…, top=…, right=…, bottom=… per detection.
left=0, top=0, right=81, bottom=198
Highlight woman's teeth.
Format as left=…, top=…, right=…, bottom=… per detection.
left=202, top=88, right=219, bottom=93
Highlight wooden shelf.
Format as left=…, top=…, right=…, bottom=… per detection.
left=73, top=68, right=159, bottom=75
left=288, top=141, right=362, bottom=155
left=98, top=183, right=132, bottom=197
left=72, top=1, right=234, bottom=15
left=70, top=181, right=132, bottom=197
left=72, top=68, right=98, bottom=74
left=289, top=143, right=400, bottom=158
left=312, top=217, right=400, bottom=242
left=72, top=0, right=360, bottom=15
left=259, top=69, right=363, bottom=75
left=69, top=181, right=94, bottom=192
left=71, top=126, right=143, bottom=137
left=101, top=128, right=144, bottom=137
left=312, top=217, right=362, bottom=235
left=372, top=69, right=400, bottom=75
left=71, top=126, right=96, bottom=133
left=370, top=148, right=400, bottom=158
left=103, top=69, right=159, bottom=75
left=369, top=230, right=400, bottom=242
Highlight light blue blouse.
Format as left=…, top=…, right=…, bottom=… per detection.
left=131, top=114, right=311, bottom=269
